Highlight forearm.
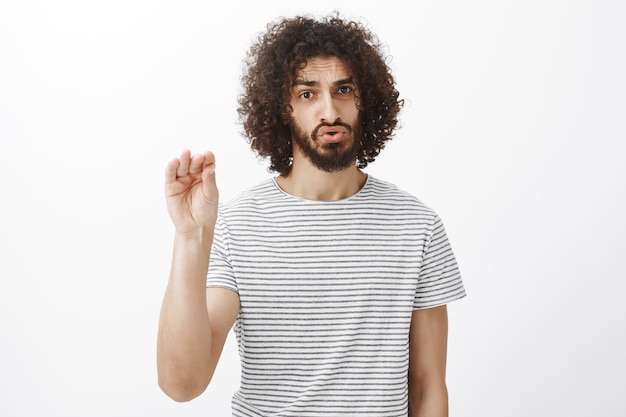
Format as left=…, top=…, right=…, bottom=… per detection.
left=408, top=379, right=449, bottom=417
left=157, top=230, right=214, bottom=401
left=408, top=306, right=450, bottom=417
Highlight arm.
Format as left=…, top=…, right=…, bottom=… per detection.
left=408, top=305, right=449, bottom=417
left=157, top=150, right=239, bottom=402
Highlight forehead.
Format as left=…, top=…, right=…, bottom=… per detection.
left=295, top=56, right=352, bottom=81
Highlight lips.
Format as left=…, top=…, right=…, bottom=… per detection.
left=317, top=125, right=347, bottom=143
left=318, top=126, right=346, bottom=136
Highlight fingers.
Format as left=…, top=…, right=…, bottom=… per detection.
left=200, top=151, right=216, bottom=172
left=188, top=152, right=207, bottom=175
left=201, top=153, right=218, bottom=202
left=165, top=157, right=181, bottom=184
left=164, top=150, right=216, bottom=184
left=201, top=151, right=217, bottom=186
left=176, top=149, right=192, bottom=177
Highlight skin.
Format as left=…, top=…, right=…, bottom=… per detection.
left=277, top=57, right=366, bottom=198
left=157, top=150, right=239, bottom=402
left=157, top=56, right=450, bottom=416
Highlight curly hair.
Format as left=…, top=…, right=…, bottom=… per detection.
left=237, top=12, right=404, bottom=175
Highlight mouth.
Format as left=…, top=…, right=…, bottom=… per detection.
left=317, top=125, right=347, bottom=143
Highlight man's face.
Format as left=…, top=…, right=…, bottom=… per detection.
left=288, top=56, right=361, bottom=172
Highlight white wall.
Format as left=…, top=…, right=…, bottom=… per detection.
left=1, top=1, right=624, bottom=416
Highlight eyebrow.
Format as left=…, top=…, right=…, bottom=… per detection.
left=292, top=77, right=355, bottom=87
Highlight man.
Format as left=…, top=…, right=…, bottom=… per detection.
left=157, top=13, right=466, bottom=417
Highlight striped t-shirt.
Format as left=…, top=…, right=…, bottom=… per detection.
left=207, top=175, right=466, bottom=417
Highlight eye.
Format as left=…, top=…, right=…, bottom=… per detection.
left=337, top=86, right=353, bottom=94
left=299, top=91, right=313, bottom=99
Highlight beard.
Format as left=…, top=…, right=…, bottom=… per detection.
left=290, top=121, right=361, bottom=172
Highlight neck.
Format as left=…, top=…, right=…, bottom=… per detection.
left=276, top=159, right=367, bottom=201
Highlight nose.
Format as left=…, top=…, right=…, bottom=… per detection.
left=319, top=92, right=340, bottom=123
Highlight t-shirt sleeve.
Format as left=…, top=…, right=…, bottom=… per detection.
left=414, top=213, right=466, bottom=309
left=206, top=215, right=239, bottom=293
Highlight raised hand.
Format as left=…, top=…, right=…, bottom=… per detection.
left=164, top=150, right=219, bottom=235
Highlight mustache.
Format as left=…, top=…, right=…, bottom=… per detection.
left=311, top=122, right=353, bottom=139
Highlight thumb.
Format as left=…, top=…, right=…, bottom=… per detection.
left=201, top=151, right=218, bottom=201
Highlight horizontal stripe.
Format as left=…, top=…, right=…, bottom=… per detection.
left=207, top=176, right=465, bottom=416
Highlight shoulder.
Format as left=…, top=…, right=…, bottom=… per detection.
left=220, top=179, right=279, bottom=208
left=363, top=176, right=438, bottom=217
left=216, top=178, right=286, bottom=223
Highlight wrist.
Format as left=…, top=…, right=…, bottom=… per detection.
left=173, top=227, right=215, bottom=250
